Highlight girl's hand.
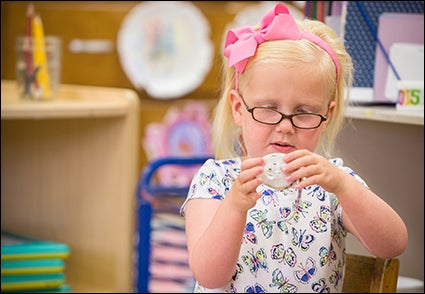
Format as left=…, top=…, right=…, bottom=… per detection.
left=226, top=157, right=264, bottom=213
left=283, top=149, right=349, bottom=194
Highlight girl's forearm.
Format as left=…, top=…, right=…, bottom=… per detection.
left=338, top=175, right=408, bottom=258
left=188, top=195, right=247, bottom=289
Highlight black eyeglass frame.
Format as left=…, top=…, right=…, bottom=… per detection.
left=239, top=94, right=330, bottom=129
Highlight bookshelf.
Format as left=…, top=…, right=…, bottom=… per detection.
left=346, top=105, right=424, bottom=126
left=339, top=104, right=424, bottom=282
left=1, top=80, right=141, bottom=292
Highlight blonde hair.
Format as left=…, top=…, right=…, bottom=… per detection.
left=212, top=18, right=353, bottom=159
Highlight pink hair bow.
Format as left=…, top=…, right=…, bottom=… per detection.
left=224, top=3, right=340, bottom=87
left=224, top=3, right=299, bottom=74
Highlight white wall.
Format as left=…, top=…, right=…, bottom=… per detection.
left=335, top=117, right=424, bottom=282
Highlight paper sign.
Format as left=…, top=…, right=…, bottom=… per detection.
left=384, top=43, right=424, bottom=101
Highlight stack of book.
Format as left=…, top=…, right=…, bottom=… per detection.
left=1, top=231, right=71, bottom=293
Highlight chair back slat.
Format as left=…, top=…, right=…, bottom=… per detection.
left=342, top=253, right=400, bottom=293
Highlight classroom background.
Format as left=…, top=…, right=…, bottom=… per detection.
left=2, top=1, right=424, bottom=293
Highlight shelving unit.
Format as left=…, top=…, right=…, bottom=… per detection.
left=1, top=80, right=141, bottom=292
left=339, top=103, right=424, bottom=283
left=346, top=105, right=424, bottom=126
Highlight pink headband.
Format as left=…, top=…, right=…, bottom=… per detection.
left=224, top=3, right=340, bottom=90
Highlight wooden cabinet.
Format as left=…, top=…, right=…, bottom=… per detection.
left=1, top=80, right=141, bottom=292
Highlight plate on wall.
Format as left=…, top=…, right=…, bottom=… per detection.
left=117, top=1, right=214, bottom=99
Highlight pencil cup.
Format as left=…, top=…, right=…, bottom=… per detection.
left=16, top=35, right=62, bottom=100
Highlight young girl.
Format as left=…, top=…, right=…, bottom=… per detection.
left=180, top=3, right=407, bottom=292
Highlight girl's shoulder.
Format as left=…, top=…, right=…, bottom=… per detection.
left=201, top=157, right=242, bottom=172
left=193, top=157, right=243, bottom=183
left=329, top=157, right=369, bottom=188
left=329, top=157, right=345, bottom=167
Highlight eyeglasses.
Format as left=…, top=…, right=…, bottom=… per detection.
left=240, top=94, right=329, bottom=129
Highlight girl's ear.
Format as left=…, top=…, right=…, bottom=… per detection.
left=323, top=100, right=336, bottom=128
left=229, top=90, right=243, bottom=126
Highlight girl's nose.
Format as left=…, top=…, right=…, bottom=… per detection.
left=274, top=117, right=295, bottom=133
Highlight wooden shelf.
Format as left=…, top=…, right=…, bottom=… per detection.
left=1, top=80, right=135, bottom=119
left=1, top=80, right=141, bottom=292
left=346, top=105, right=424, bottom=126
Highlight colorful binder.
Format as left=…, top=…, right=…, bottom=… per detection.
left=1, top=231, right=70, bottom=292
left=2, top=259, right=65, bottom=275
left=2, top=284, right=71, bottom=293
left=1, top=231, right=70, bottom=260
left=1, top=273, right=65, bottom=291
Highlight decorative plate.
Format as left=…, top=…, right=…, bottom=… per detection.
left=117, top=1, right=213, bottom=99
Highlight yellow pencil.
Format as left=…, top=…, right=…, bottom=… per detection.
left=32, top=13, right=51, bottom=99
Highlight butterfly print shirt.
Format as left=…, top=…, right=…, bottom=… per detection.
left=180, top=157, right=368, bottom=293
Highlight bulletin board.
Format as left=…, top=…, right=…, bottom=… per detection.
left=343, top=1, right=424, bottom=88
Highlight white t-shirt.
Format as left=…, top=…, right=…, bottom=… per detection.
left=180, top=157, right=368, bottom=293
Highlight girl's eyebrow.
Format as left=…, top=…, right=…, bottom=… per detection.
left=247, top=94, right=326, bottom=111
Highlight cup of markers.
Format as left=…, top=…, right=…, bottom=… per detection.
left=16, top=4, right=62, bottom=101
left=16, top=35, right=62, bottom=100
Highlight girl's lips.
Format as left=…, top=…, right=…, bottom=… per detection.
left=271, top=143, right=294, bottom=153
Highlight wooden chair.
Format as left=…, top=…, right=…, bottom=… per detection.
left=342, top=253, right=400, bottom=293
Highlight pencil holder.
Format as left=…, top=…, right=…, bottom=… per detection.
left=15, top=35, right=62, bottom=100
